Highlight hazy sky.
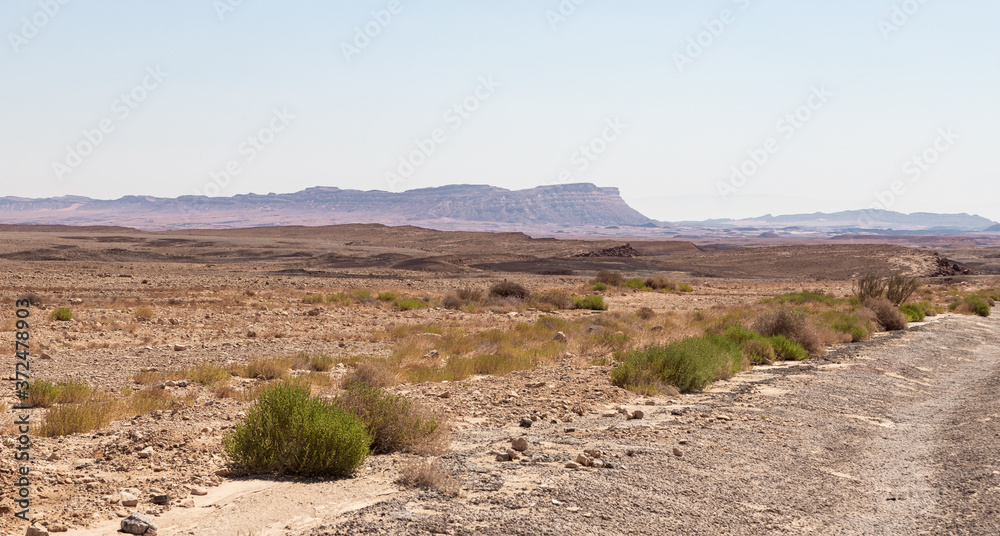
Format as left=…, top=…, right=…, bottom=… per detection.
left=2, top=0, right=997, bottom=221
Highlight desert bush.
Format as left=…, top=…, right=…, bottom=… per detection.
left=644, top=276, right=678, bottom=291
left=864, top=297, right=909, bottom=330
left=489, top=280, right=530, bottom=300
left=899, top=304, right=926, bottom=323
left=133, top=306, right=155, bottom=321
left=914, top=301, right=943, bottom=317
left=377, top=292, right=399, bottom=302
left=188, top=363, right=231, bottom=386
left=397, top=459, right=460, bottom=496
left=773, top=291, right=837, bottom=306
left=302, top=294, right=324, bottom=304
left=767, top=335, right=809, bottom=361
left=232, top=358, right=292, bottom=380
left=37, top=396, right=121, bottom=437
left=752, top=307, right=824, bottom=356
left=126, top=388, right=182, bottom=415
left=341, top=362, right=399, bottom=389
left=832, top=314, right=872, bottom=342
left=854, top=273, right=887, bottom=302
left=456, top=288, right=483, bottom=302
left=351, top=290, right=373, bottom=302
left=395, top=298, right=429, bottom=311
left=335, top=385, right=447, bottom=455
left=223, top=383, right=370, bottom=476
left=441, top=293, right=465, bottom=310
left=54, top=381, right=96, bottom=404
left=27, top=381, right=60, bottom=408
left=611, top=334, right=744, bottom=394
left=624, top=278, right=649, bottom=290
left=574, top=295, right=607, bottom=311
left=532, top=290, right=572, bottom=310
left=50, top=308, right=73, bottom=321
left=954, top=296, right=991, bottom=317
left=885, top=274, right=921, bottom=306
left=678, top=283, right=694, bottom=292
left=742, top=338, right=776, bottom=365
left=595, top=270, right=625, bottom=286
left=592, top=282, right=608, bottom=292
left=309, top=354, right=335, bottom=372
left=637, top=307, right=656, bottom=320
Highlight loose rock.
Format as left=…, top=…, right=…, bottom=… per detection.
left=511, top=438, right=529, bottom=452
left=121, top=512, right=158, bottom=535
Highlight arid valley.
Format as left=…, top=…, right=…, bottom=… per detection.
left=1, top=224, right=998, bottom=535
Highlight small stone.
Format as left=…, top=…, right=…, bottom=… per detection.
left=496, top=453, right=512, bottom=462
left=519, top=418, right=533, bottom=428
left=564, top=428, right=576, bottom=433
left=172, top=345, right=186, bottom=351
left=564, top=462, right=580, bottom=469
left=603, top=460, right=615, bottom=469
left=151, top=494, right=171, bottom=505
left=306, top=308, right=322, bottom=317
left=189, top=486, right=208, bottom=496
left=105, top=493, right=121, bottom=504
left=120, top=492, right=139, bottom=507
left=168, top=318, right=179, bottom=325
left=575, top=454, right=592, bottom=467
left=424, top=350, right=439, bottom=359
left=716, top=414, right=732, bottom=422
left=584, top=449, right=602, bottom=459
left=591, top=459, right=605, bottom=469
left=437, top=392, right=451, bottom=399
left=246, top=330, right=257, bottom=338
left=179, top=499, right=195, bottom=508
left=47, top=525, right=68, bottom=533
left=631, top=410, right=644, bottom=420
left=506, top=449, right=520, bottom=461
left=553, top=331, right=567, bottom=343
left=121, top=512, right=158, bottom=535
left=115, top=509, right=129, bottom=518
left=673, top=447, right=683, bottom=457
left=40, top=353, right=53, bottom=360
left=651, top=325, right=664, bottom=332
left=137, top=447, right=154, bottom=459
left=511, top=438, right=529, bottom=452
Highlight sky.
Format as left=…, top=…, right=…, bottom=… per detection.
left=1, top=0, right=998, bottom=222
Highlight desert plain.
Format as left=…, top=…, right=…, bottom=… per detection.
left=1, top=224, right=1000, bottom=535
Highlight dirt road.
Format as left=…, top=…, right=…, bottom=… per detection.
left=323, top=314, right=1000, bottom=535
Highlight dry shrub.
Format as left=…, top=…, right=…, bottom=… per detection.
left=456, top=288, right=483, bottom=302
left=335, top=385, right=448, bottom=455
left=854, top=272, right=887, bottom=302
left=595, top=270, right=625, bottom=286
left=134, top=306, right=155, bottom=321
left=743, top=338, right=776, bottom=365
left=489, top=280, right=530, bottom=300
left=397, top=459, right=460, bottom=496
left=864, top=297, right=908, bottom=331
left=341, top=362, right=399, bottom=389
left=441, top=293, right=465, bottom=310
left=637, top=307, right=656, bottom=320
left=886, top=274, right=921, bottom=306
left=237, top=358, right=292, bottom=380
left=644, top=276, right=678, bottom=291
left=752, top=307, right=824, bottom=356
left=532, top=290, right=572, bottom=310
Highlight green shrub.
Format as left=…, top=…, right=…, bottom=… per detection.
left=37, top=396, right=122, bottom=437
left=957, top=296, right=991, bottom=317
left=899, top=304, right=926, bottom=323
left=742, top=338, right=776, bottom=365
left=325, top=292, right=353, bottom=306
left=752, top=307, right=823, bottom=355
left=188, top=363, right=231, bottom=386
left=395, top=298, right=429, bottom=311
left=50, top=308, right=73, bottom=321
left=574, top=295, right=607, bottom=311
left=767, top=335, right=809, bottom=361
left=27, top=381, right=60, bottom=408
left=302, top=294, right=324, bottom=304
left=624, top=278, right=649, bottom=290
left=377, top=292, right=399, bottom=302
left=308, top=354, right=335, bottom=372
left=774, top=291, right=837, bottom=306
left=644, top=276, right=678, bottom=291
left=678, top=283, right=694, bottom=293
left=223, top=383, right=370, bottom=476
left=352, top=290, right=373, bottom=301
left=832, top=315, right=871, bottom=342
left=592, top=282, right=608, bottom=292
left=611, top=335, right=744, bottom=394
left=335, top=385, right=445, bottom=455
left=914, top=301, right=943, bottom=317
left=54, top=381, right=96, bottom=404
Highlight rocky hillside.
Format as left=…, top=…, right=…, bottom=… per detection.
left=0, top=184, right=653, bottom=231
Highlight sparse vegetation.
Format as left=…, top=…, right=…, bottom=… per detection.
left=752, top=307, right=824, bottom=356
left=341, top=362, right=399, bottom=389
left=395, top=298, right=429, bottom=311
left=951, top=295, right=992, bottom=317
left=50, top=307, right=73, bottom=321
left=574, top=295, right=607, bottom=310
left=611, top=334, right=744, bottom=394
left=335, top=385, right=447, bottom=455
left=397, top=459, right=460, bottom=496
left=224, top=383, right=371, bottom=476
left=489, top=280, right=530, bottom=301
left=899, top=304, right=926, bottom=323
left=864, top=297, right=909, bottom=330
left=595, top=270, right=625, bottom=287
left=854, top=272, right=888, bottom=302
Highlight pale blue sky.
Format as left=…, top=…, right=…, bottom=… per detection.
left=1, top=0, right=997, bottom=221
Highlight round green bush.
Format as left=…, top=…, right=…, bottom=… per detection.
left=50, top=308, right=73, bottom=321
left=899, top=304, right=926, bottom=323
left=223, top=383, right=370, bottom=477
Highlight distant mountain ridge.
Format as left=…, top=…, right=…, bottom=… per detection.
left=687, top=209, right=998, bottom=234
left=0, top=184, right=653, bottom=231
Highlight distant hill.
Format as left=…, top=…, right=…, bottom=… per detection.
left=676, top=209, right=999, bottom=235
left=0, top=184, right=653, bottom=231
